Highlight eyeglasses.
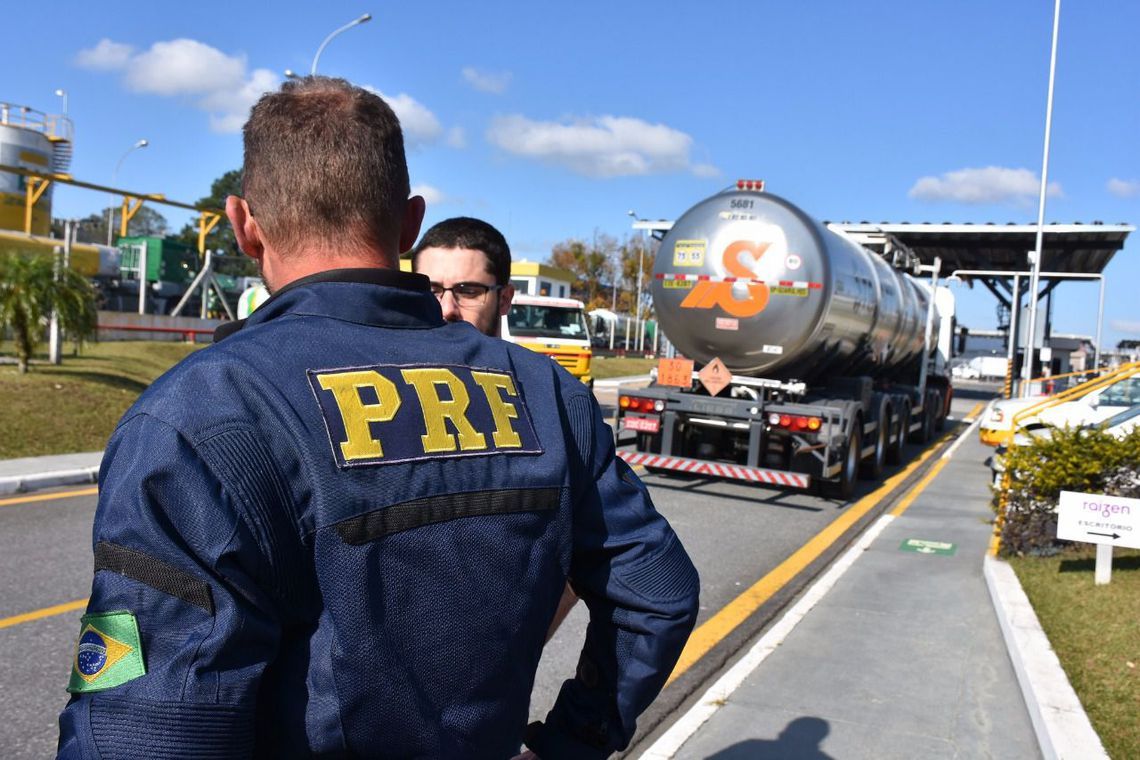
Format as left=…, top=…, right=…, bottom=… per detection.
left=430, top=282, right=502, bottom=306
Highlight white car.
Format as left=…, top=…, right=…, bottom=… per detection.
left=979, top=371, right=1140, bottom=447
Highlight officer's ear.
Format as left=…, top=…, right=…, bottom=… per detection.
left=497, top=282, right=515, bottom=317
left=226, top=196, right=264, bottom=264
left=399, top=195, right=426, bottom=256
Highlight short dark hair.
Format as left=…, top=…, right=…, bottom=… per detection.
left=241, top=76, right=409, bottom=257
left=411, top=217, right=512, bottom=286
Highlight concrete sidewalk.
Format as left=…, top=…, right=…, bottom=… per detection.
left=0, top=451, right=101, bottom=496
left=639, top=427, right=1107, bottom=759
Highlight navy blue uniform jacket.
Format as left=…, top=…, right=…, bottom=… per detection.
left=58, top=269, right=699, bottom=759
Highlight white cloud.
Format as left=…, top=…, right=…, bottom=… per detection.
left=201, top=68, right=278, bottom=132
left=692, top=163, right=721, bottom=179
left=125, top=39, right=247, bottom=95
left=1107, top=178, right=1140, bottom=198
left=462, top=67, right=512, bottom=95
left=486, top=114, right=717, bottom=178
left=445, top=127, right=467, bottom=149
left=411, top=184, right=446, bottom=206
left=75, top=37, right=277, bottom=133
left=75, top=39, right=134, bottom=70
left=362, top=86, right=455, bottom=149
left=908, top=166, right=1062, bottom=205
left=1110, top=319, right=1140, bottom=335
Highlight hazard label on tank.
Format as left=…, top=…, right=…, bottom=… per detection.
left=672, top=240, right=706, bottom=267
left=770, top=285, right=809, bottom=297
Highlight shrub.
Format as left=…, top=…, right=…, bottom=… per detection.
left=993, top=425, right=1140, bottom=556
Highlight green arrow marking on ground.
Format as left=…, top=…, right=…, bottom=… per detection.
left=900, top=539, right=957, bottom=556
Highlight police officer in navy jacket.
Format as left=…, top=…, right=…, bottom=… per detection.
left=57, top=76, right=699, bottom=759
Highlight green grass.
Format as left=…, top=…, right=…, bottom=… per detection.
left=591, top=355, right=657, bottom=380
left=0, top=341, right=204, bottom=458
left=1010, top=546, right=1140, bottom=759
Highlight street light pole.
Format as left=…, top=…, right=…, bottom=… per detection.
left=311, top=13, right=372, bottom=75
left=628, top=210, right=651, bottom=353
left=54, top=89, right=68, bottom=117
left=1022, top=0, right=1062, bottom=395
left=108, top=139, right=148, bottom=245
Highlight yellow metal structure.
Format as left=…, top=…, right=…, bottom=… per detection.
left=1, top=103, right=71, bottom=234
left=0, top=163, right=223, bottom=255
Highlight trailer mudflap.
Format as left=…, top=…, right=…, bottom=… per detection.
left=617, top=450, right=812, bottom=489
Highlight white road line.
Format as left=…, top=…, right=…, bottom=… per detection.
left=638, top=513, right=897, bottom=759
left=942, top=415, right=982, bottom=460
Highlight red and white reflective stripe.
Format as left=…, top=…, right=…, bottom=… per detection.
left=617, top=450, right=811, bottom=489
left=655, top=273, right=822, bottom=290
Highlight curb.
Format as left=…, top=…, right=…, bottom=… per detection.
left=0, top=466, right=100, bottom=496
left=984, top=555, right=1109, bottom=760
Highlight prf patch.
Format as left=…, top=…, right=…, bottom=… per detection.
left=672, top=239, right=706, bottom=267
left=67, top=612, right=145, bottom=693
left=309, top=364, right=543, bottom=468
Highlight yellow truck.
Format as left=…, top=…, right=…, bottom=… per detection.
left=502, top=293, right=593, bottom=387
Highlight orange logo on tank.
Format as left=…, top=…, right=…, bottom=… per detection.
left=680, top=240, right=771, bottom=317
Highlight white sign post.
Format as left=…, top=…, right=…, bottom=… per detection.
left=1056, top=490, right=1140, bottom=585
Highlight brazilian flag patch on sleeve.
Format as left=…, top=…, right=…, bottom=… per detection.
left=67, top=611, right=146, bottom=693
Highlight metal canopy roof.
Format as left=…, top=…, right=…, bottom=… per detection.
left=827, top=222, right=1133, bottom=277
left=633, top=218, right=1134, bottom=278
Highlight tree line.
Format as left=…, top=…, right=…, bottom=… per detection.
left=548, top=232, right=657, bottom=315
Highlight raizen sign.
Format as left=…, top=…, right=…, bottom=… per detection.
left=1056, top=490, right=1140, bottom=585
left=1056, top=491, right=1140, bottom=550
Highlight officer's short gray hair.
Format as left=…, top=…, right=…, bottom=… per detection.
left=241, top=76, right=410, bottom=257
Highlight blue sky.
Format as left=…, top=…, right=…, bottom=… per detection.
left=4, top=1, right=1138, bottom=346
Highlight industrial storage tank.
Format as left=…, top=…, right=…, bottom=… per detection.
left=651, top=184, right=936, bottom=383
left=0, top=102, right=73, bottom=235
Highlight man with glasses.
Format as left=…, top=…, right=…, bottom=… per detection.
left=58, top=77, right=698, bottom=760
left=412, top=216, right=515, bottom=337
left=413, top=218, right=581, bottom=642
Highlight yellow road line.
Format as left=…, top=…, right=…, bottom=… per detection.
left=0, top=486, right=98, bottom=508
left=0, top=598, right=88, bottom=630
left=889, top=458, right=949, bottom=517
left=665, top=427, right=956, bottom=685
left=963, top=401, right=986, bottom=422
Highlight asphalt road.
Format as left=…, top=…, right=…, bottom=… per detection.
left=0, top=386, right=992, bottom=758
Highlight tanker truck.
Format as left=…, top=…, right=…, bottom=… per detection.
left=615, top=182, right=954, bottom=498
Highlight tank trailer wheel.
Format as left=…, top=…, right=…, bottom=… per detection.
left=910, top=395, right=934, bottom=444
left=823, top=427, right=860, bottom=500
left=860, top=408, right=887, bottom=479
left=886, top=405, right=908, bottom=465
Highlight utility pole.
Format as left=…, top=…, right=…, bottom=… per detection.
left=1022, top=0, right=1062, bottom=395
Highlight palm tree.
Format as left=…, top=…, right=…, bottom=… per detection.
left=0, top=253, right=97, bottom=373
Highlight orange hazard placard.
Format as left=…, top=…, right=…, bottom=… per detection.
left=698, top=357, right=732, bottom=397
left=657, top=358, right=694, bottom=388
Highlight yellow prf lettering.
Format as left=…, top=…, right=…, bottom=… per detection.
left=317, top=370, right=402, bottom=461
left=401, top=368, right=488, bottom=453
left=471, top=371, right=523, bottom=448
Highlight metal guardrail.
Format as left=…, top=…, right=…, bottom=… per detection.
left=97, top=323, right=217, bottom=342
